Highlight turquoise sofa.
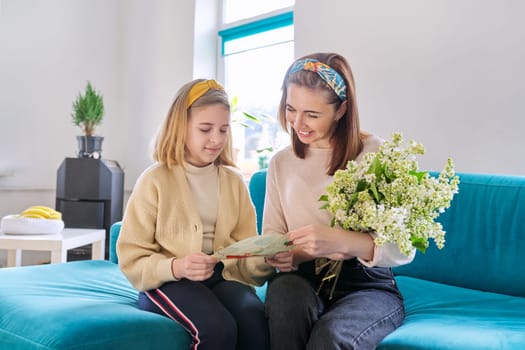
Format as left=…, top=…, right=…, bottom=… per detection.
left=1, top=171, right=525, bottom=349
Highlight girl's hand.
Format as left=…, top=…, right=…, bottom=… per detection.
left=172, top=252, right=218, bottom=281
left=265, top=250, right=294, bottom=272
left=288, top=224, right=349, bottom=260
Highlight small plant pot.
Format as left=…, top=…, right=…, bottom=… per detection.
left=76, top=135, right=104, bottom=159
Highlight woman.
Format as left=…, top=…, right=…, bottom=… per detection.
left=263, top=53, right=415, bottom=350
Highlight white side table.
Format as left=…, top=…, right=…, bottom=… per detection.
left=0, top=228, right=106, bottom=267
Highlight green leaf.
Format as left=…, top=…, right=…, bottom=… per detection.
left=368, top=183, right=384, bottom=203
left=368, top=156, right=385, bottom=180
left=348, top=193, right=359, bottom=209
left=409, top=170, right=428, bottom=184
left=384, top=165, right=395, bottom=183
left=242, top=111, right=260, bottom=123
left=230, top=96, right=239, bottom=112
left=259, top=112, right=274, bottom=121
left=411, top=237, right=428, bottom=253
left=356, top=179, right=368, bottom=192
left=235, top=121, right=250, bottom=128
left=319, top=194, right=328, bottom=202
left=256, top=146, right=273, bottom=153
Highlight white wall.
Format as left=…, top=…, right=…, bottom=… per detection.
left=295, top=0, right=525, bottom=175
left=0, top=0, right=198, bottom=213
left=0, top=0, right=205, bottom=266
left=0, top=0, right=122, bottom=193
left=117, top=0, right=197, bottom=188
left=2, top=0, right=524, bottom=264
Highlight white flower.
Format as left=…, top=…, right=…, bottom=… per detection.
left=320, top=132, right=460, bottom=256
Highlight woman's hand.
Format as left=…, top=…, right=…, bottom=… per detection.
left=288, top=224, right=357, bottom=260
left=172, top=252, right=218, bottom=281
left=265, top=250, right=294, bottom=272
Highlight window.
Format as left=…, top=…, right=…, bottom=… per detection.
left=219, top=1, right=294, bottom=177
left=222, top=0, right=294, bottom=24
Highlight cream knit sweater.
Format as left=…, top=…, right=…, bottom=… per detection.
left=117, top=163, right=272, bottom=291
left=263, top=135, right=416, bottom=268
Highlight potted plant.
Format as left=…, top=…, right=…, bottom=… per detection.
left=229, top=96, right=260, bottom=163
left=71, top=81, right=104, bottom=158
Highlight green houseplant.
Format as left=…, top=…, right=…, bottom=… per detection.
left=230, top=96, right=276, bottom=169
left=71, top=81, right=105, bottom=158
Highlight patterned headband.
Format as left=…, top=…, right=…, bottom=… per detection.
left=186, top=79, right=224, bottom=109
left=288, top=58, right=347, bottom=101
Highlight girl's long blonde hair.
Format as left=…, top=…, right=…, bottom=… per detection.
left=154, top=79, right=236, bottom=168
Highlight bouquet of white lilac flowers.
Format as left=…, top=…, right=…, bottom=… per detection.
left=320, top=132, right=460, bottom=257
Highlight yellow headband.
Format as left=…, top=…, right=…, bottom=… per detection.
left=186, top=79, right=224, bottom=108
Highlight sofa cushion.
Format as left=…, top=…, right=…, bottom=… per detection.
left=109, top=220, right=121, bottom=264
left=378, top=276, right=525, bottom=349
left=0, top=260, right=189, bottom=350
left=248, top=169, right=267, bottom=234
left=394, top=173, right=525, bottom=297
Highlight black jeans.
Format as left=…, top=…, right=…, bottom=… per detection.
left=139, top=263, right=269, bottom=350
left=265, top=260, right=405, bottom=350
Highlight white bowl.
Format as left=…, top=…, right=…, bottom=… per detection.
left=0, top=215, right=65, bottom=235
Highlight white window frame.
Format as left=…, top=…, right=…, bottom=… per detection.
left=216, top=4, right=294, bottom=175
left=217, top=5, right=294, bottom=83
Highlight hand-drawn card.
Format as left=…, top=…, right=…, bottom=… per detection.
left=213, top=234, right=292, bottom=259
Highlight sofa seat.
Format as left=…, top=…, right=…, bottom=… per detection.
left=0, top=260, right=188, bottom=350
left=2, top=171, right=525, bottom=349
left=379, top=276, right=525, bottom=349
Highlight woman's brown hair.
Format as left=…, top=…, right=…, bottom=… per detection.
left=278, top=52, right=366, bottom=175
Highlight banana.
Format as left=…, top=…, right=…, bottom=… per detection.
left=20, top=213, right=47, bottom=219
left=29, top=205, right=55, bottom=212
left=21, top=208, right=52, bottom=217
left=47, top=212, right=62, bottom=220
left=20, top=205, right=62, bottom=220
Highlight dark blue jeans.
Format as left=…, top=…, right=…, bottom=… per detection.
left=265, top=267, right=405, bottom=350
left=138, top=263, right=269, bottom=350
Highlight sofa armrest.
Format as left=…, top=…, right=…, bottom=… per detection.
left=249, top=169, right=267, bottom=234
left=109, top=221, right=122, bottom=264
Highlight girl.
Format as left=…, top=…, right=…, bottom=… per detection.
left=263, top=53, right=416, bottom=349
left=117, top=79, right=270, bottom=350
